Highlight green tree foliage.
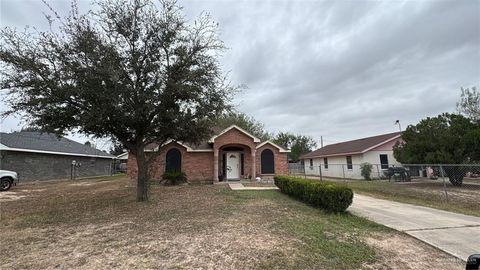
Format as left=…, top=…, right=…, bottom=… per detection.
left=273, top=132, right=317, bottom=162
left=393, top=113, right=480, bottom=186
left=216, top=112, right=272, bottom=141
left=20, top=126, right=45, bottom=132
left=109, top=140, right=125, bottom=156
left=457, top=86, right=480, bottom=123
left=0, top=0, right=233, bottom=201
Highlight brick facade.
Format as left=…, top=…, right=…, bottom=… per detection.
left=255, top=143, right=289, bottom=179
left=127, top=142, right=214, bottom=182
left=127, top=127, right=289, bottom=183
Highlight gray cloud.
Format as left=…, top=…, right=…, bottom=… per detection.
left=1, top=0, right=479, bottom=147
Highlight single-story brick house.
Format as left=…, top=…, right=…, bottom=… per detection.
left=300, top=132, right=402, bottom=179
left=127, top=125, right=290, bottom=182
left=0, top=131, right=114, bottom=181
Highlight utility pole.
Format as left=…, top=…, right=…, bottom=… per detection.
left=320, top=136, right=323, bottom=148
left=395, top=120, right=402, bottom=132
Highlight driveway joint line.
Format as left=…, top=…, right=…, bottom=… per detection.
left=403, top=224, right=480, bottom=232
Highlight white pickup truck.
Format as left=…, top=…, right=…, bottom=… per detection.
left=0, top=170, right=19, bottom=191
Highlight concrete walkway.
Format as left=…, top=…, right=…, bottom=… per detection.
left=350, top=194, right=480, bottom=261
left=228, top=183, right=279, bottom=191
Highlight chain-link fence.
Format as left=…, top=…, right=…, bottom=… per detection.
left=288, top=163, right=480, bottom=214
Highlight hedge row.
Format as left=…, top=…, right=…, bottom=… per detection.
left=274, top=176, right=353, bottom=212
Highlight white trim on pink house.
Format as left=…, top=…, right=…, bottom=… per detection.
left=306, top=135, right=402, bottom=159
left=361, top=134, right=402, bottom=153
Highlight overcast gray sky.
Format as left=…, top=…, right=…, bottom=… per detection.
left=1, top=0, right=479, bottom=148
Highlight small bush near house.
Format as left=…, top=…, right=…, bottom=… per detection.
left=274, top=176, right=353, bottom=212
left=360, top=162, right=373, bottom=180
left=162, top=171, right=187, bottom=185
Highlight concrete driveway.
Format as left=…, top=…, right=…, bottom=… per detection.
left=349, top=194, right=480, bottom=261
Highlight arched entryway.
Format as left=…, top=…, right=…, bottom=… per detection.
left=218, top=145, right=252, bottom=181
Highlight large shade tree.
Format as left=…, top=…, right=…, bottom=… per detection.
left=0, top=0, right=234, bottom=201
left=393, top=113, right=480, bottom=186
left=273, top=132, right=317, bottom=162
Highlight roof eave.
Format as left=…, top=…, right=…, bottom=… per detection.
left=301, top=151, right=364, bottom=159
left=300, top=133, right=402, bottom=160
left=0, top=144, right=114, bottom=159
left=255, top=140, right=291, bottom=153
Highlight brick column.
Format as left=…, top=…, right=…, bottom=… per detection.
left=251, top=150, right=256, bottom=180
left=213, top=148, right=219, bottom=182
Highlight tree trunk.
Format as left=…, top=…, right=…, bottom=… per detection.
left=135, top=146, right=149, bottom=202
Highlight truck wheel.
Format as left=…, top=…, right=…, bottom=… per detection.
left=0, top=178, right=13, bottom=191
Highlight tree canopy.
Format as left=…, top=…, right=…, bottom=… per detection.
left=457, top=86, right=480, bottom=123
left=1, top=0, right=233, bottom=201
left=393, top=113, right=480, bottom=185
left=215, top=112, right=273, bottom=141
left=273, top=132, right=317, bottom=162
left=109, top=140, right=125, bottom=156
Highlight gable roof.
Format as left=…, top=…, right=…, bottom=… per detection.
left=256, top=140, right=290, bottom=153
left=208, top=125, right=261, bottom=143
left=301, top=132, right=401, bottom=159
left=0, top=131, right=114, bottom=158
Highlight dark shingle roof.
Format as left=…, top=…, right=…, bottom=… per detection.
left=301, top=132, right=401, bottom=159
left=0, top=131, right=113, bottom=158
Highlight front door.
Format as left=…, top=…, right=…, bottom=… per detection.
left=226, top=152, right=240, bottom=180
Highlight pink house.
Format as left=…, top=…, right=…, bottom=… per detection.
left=301, top=132, right=403, bottom=179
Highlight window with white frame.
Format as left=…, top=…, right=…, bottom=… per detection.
left=346, top=156, right=353, bottom=170
left=380, top=154, right=389, bottom=170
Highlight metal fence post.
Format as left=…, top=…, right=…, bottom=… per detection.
left=439, top=165, right=449, bottom=202
left=319, top=165, right=323, bottom=181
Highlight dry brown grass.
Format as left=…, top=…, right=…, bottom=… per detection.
left=0, top=176, right=465, bottom=269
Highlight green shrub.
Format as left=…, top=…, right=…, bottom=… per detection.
left=162, top=171, right=187, bottom=185
left=360, top=162, right=373, bottom=180
left=274, top=176, right=353, bottom=212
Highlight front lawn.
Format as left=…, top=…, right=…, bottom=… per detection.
left=0, top=176, right=463, bottom=269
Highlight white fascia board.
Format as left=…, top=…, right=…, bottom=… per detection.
left=208, top=125, right=261, bottom=143
left=361, top=134, right=402, bottom=153
left=0, top=143, right=114, bottom=159
left=302, top=151, right=363, bottom=159
left=153, top=140, right=213, bottom=153
left=256, top=141, right=291, bottom=153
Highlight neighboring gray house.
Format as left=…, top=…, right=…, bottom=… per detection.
left=0, top=131, right=114, bottom=181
